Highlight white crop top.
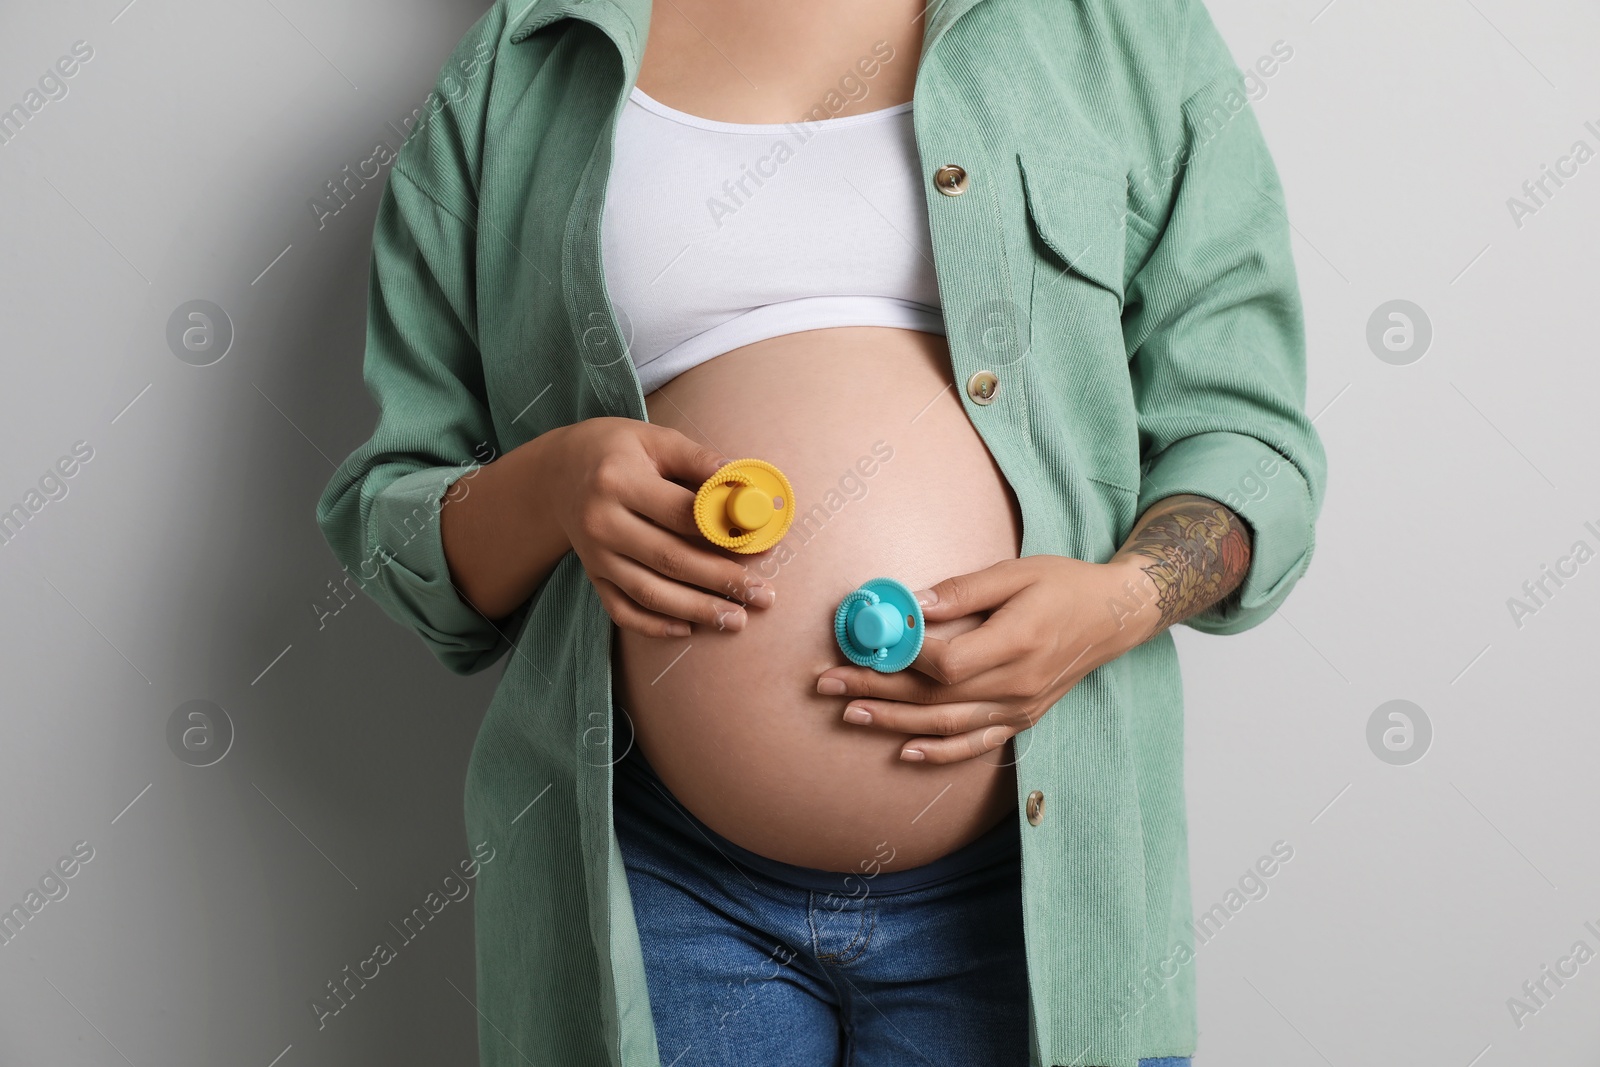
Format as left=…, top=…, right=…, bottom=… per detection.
left=600, top=86, right=945, bottom=395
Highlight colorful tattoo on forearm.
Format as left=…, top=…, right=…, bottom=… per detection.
left=1119, top=494, right=1253, bottom=632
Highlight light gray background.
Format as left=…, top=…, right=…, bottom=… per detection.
left=1, top=0, right=1595, bottom=1064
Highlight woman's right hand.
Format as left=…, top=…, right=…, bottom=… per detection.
left=543, top=418, right=775, bottom=638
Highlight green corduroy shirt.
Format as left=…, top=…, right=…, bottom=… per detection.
left=315, top=0, right=1327, bottom=1063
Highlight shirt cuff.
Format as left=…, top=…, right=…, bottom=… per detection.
left=364, top=464, right=510, bottom=673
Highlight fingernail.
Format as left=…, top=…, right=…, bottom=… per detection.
left=717, top=609, right=746, bottom=632
left=914, top=588, right=937, bottom=606
left=900, top=748, right=925, bottom=762
left=816, top=677, right=846, bottom=695
left=842, top=705, right=872, bottom=725
left=746, top=585, right=776, bottom=608
left=667, top=622, right=690, bottom=637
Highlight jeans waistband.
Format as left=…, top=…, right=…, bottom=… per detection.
left=612, top=738, right=1019, bottom=896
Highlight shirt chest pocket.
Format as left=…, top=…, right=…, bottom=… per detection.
left=1018, top=152, right=1129, bottom=313
left=1017, top=152, right=1144, bottom=506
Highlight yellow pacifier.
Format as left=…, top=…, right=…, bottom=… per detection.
left=692, top=458, right=795, bottom=554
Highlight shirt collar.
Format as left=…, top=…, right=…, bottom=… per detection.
left=508, top=0, right=650, bottom=66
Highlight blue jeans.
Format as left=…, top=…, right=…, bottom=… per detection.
left=613, top=739, right=1191, bottom=1067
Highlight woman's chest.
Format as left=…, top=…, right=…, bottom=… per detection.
left=633, top=0, right=924, bottom=123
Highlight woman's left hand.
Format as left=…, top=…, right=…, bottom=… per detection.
left=816, top=555, right=1161, bottom=765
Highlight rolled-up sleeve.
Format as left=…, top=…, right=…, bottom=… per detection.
left=1122, top=1, right=1328, bottom=636
left=315, top=165, right=515, bottom=674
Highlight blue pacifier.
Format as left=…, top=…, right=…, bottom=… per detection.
left=833, top=577, right=925, bottom=673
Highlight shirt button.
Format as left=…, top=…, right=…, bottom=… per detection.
left=966, top=370, right=999, bottom=405
left=1026, top=790, right=1046, bottom=825
left=933, top=164, right=969, bottom=196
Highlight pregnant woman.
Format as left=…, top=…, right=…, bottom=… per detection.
left=317, top=0, right=1326, bottom=1064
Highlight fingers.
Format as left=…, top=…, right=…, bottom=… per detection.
left=575, top=424, right=770, bottom=637
left=575, top=476, right=770, bottom=606
left=601, top=552, right=756, bottom=632
left=900, top=724, right=1017, bottom=765
left=914, top=558, right=1037, bottom=623
left=623, top=466, right=704, bottom=541
left=611, top=511, right=772, bottom=606
left=817, top=644, right=1028, bottom=706
left=592, top=576, right=692, bottom=638
left=816, top=665, right=948, bottom=705
left=838, top=698, right=1011, bottom=737
left=641, top=424, right=728, bottom=487
left=836, top=696, right=1021, bottom=764
left=913, top=624, right=1028, bottom=687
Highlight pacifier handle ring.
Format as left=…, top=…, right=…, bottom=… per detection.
left=840, top=589, right=879, bottom=611
left=836, top=589, right=896, bottom=665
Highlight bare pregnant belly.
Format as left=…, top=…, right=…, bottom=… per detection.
left=613, top=327, right=1023, bottom=872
